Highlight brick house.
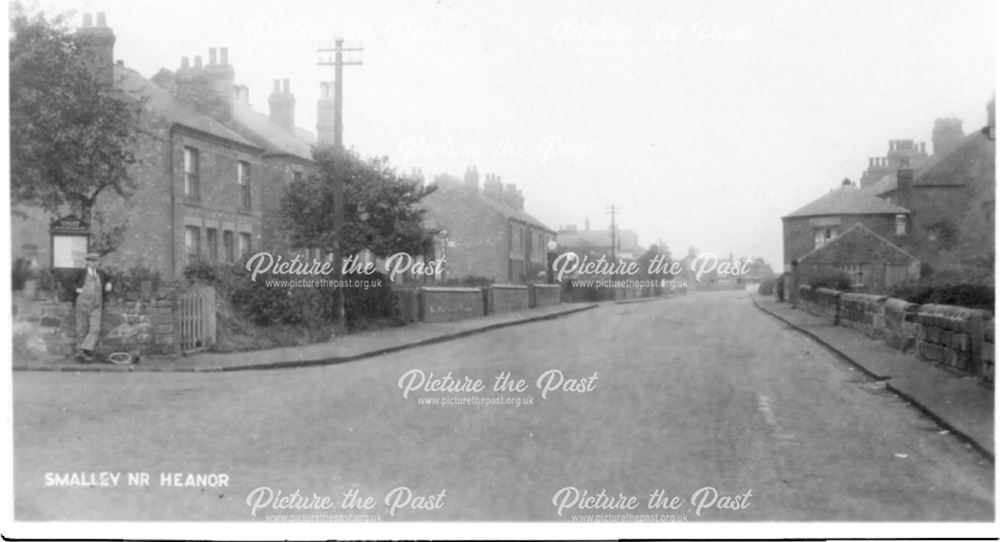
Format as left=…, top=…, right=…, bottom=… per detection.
left=11, top=14, right=267, bottom=279
left=782, top=178, right=912, bottom=268
left=421, top=167, right=556, bottom=284
left=155, top=51, right=335, bottom=255
left=782, top=97, right=995, bottom=289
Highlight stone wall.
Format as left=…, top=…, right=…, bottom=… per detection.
left=789, top=287, right=994, bottom=383
left=914, top=304, right=989, bottom=375
left=797, top=286, right=841, bottom=323
left=531, top=284, right=561, bottom=308
left=12, top=286, right=182, bottom=361
left=418, top=287, right=485, bottom=323
left=883, top=298, right=919, bottom=352
left=838, top=293, right=886, bottom=339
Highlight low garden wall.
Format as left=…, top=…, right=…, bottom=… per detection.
left=418, top=287, right=485, bottom=323
left=838, top=293, right=886, bottom=339
left=798, top=286, right=841, bottom=323
left=489, top=284, right=531, bottom=313
left=791, top=285, right=994, bottom=383
left=531, top=284, right=562, bottom=308
left=12, top=286, right=182, bottom=361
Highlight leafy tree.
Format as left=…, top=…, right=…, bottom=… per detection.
left=10, top=6, right=144, bottom=225
left=280, top=145, right=437, bottom=258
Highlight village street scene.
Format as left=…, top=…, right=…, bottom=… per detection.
left=5, top=0, right=997, bottom=535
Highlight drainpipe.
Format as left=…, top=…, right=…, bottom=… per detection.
left=168, top=126, right=177, bottom=279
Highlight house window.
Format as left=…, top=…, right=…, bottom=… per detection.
left=206, top=228, right=218, bottom=262
left=814, top=227, right=837, bottom=248
left=184, top=147, right=200, bottom=200
left=895, top=214, right=907, bottom=236
left=840, top=264, right=868, bottom=288
left=223, top=230, right=234, bottom=263
left=239, top=232, right=252, bottom=259
left=519, top=227, right=524, bottom=254
left=238, top=161, right=252, bottom=210
left=508, top=224, right=514, bottom=250
left=184, top=226, right=200, bottom=263
left=293, top=170, right=303, bottom=183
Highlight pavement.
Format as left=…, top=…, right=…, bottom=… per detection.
left=13, top=290, right=992, bottom=521
left=751, top=293, right=994, bottom=459
left=12, top=302, right=597, bottom=373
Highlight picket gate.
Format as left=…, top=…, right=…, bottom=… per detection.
left=178, top=286, right=216, bottom=352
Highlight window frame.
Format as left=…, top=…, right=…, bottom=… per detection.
left=238, top=161, right=252, bottom=211
left=183, top=147, right=200, bottom=202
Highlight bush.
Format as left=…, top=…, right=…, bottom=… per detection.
left=757, top=276, right=775, bottom=296
left=183, top=259, right=219, bottom=283
left=183, top=259, right=401, bottom=329
left=803, top=270, right=852, bottom=291
left=889, top=278, right=994, bottom=312
left=104, top=263, right=162, bottom=300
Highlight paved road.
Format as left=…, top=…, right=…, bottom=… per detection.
left=13, top=290, right=993, bottom=521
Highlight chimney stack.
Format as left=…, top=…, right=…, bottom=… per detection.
left=269, top=78, right=296, bottom=133
left=483, top=174, right=503, bottom=202
left=988, top=95, right=996, bottom=129
left=932, top=118, right=964, bottom=156
left=75, top=12, right=116, bottom=87
left=896, top=167, right=914, bottom=211
left=502, top=183, right=518, bottom=208
left=463, top=165, right=480, bottom=194
left=203, top=46, right=235, bottom=120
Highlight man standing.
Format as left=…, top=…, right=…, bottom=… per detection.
left=74, top=252, right=112, bottom=363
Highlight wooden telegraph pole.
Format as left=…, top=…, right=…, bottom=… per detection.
left=318, top=39, right=362, bottom=332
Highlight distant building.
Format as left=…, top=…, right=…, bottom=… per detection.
left=557, top=219, right=644, bottom=262
left=782, top=97, right=995, bottom=289
left=421, top=167, right=556, bottom=284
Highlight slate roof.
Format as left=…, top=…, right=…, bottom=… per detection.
left=477, top=194, right=556, bottom=233
left=863, top=131, right=992, bottom=196
left=116, top=65, right=258, bottom=148
left=426, top=175, right=555, bottom=233
left=232, top=100, right=316, bottom=160
left=783, top=184, right=911, bottom=218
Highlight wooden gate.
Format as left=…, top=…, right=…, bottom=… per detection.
left=178, top=286, right=216, bottom=352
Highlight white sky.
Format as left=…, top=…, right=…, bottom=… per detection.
left=25, top=0, right=998, bottom=267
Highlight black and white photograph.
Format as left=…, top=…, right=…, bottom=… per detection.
left=2, top=0, right=997, bottom=539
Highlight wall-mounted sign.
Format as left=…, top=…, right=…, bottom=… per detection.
left=50, top=216, right=90, bottom=269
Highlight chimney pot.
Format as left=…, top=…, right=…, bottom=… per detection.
left=96, top=12, right=106, bottom=26
left=220, top=47, right=228, bottom=65
left=273, top=79, right=280, bottom=93
left=194, top=55, right=203, bottom=69
left=82, top=13, right=93, bottom=26
left=181, top=56, right=190, bottom=69
left=209, top=48, right=218, bottom=65
left=282, top=78, right=290, bottom=93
